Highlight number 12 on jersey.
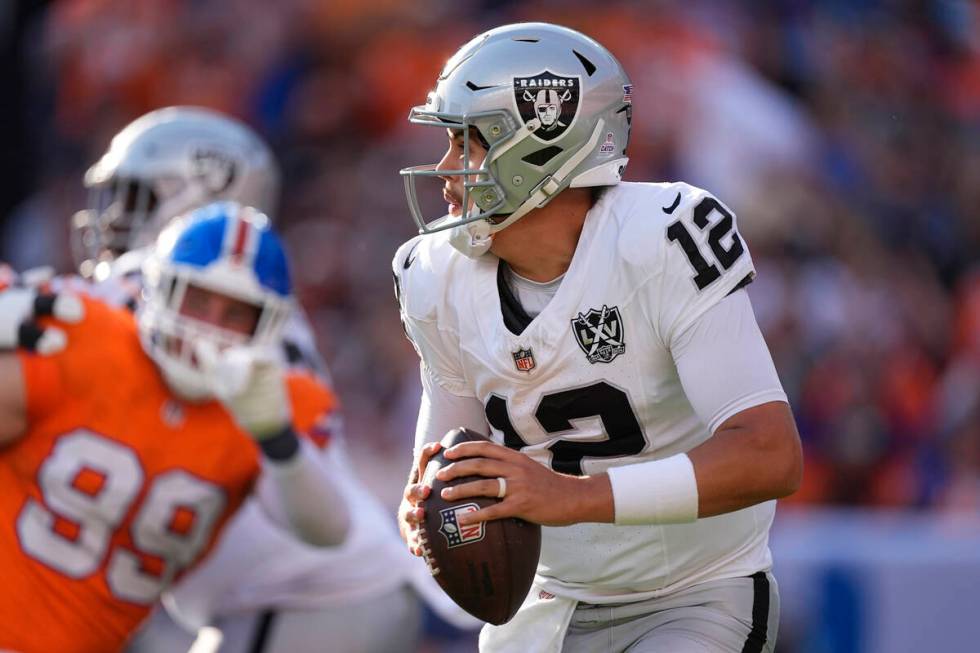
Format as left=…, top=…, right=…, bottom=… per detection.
left=486, top=382, right=648, bottom=475
left=666, top=196, right=745, bottom=290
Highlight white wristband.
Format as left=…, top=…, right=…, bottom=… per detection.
left=607, top=453, right=699, bottom=525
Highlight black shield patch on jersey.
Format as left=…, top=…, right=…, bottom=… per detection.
left=513, top=71, right=580, bottom=142
left=571, top=305, right=625, bottom=364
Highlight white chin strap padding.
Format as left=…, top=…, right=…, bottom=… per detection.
left=570, top=157, right=629, bottom=188
left=449, top=219, right=493, bottom=258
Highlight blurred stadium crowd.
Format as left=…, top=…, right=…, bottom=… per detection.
left=1, top=0, right=979, bottom=516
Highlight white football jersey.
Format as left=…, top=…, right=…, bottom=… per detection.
left=393, top=181, right=781, bottom=603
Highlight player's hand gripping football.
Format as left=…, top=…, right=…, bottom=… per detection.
left=434, top=440, right=614, bottom=528
left=201, top=345, right=292, bottom=441
left=399, top=440, right=443, bottom=556
left=0, top=270, right=84, bottom=355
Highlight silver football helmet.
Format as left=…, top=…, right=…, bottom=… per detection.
left=400, top=22, right=632, bottom=257
left=72, top=106, right=280, bottom=279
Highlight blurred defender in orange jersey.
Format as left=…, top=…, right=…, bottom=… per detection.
left=0, top=202, right=349, bottom=653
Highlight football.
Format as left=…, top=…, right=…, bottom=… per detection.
left=419, top=428, right=542, bottom=625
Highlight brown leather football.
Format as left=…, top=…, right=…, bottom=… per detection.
left=419, top=427, right=541, bottom=625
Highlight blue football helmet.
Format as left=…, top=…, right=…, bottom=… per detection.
left=138, top=201, right=293, bottom=399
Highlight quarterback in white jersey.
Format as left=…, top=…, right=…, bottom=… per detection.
left=395, top=23, right=801, bottom=653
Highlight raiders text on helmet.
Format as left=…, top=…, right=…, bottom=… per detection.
left=400, top=22, right=632, bottom=257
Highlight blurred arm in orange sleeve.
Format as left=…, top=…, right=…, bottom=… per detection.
left=0, top=347, right=66, bottom=445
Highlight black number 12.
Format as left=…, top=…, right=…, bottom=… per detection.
left=666, top=197, right=745, bottom=290
left=485, top=382, right=647, bottom=475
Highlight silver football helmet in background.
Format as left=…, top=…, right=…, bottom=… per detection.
left=400, top=22, right=632, bottom=257
left=72, top=106, right=280, bottom=280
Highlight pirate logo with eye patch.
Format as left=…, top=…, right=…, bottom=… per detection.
left=513, top=71, right=581, bottom=142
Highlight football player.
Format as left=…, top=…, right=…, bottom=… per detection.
left=70, top=107, right=292, bottom=346
left=394, top=23, right=802, bottom=653
left=0, top=203, right=350, bottom=653
left=67, top=107, right=451, bottom=653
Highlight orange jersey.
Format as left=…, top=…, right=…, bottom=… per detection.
left=0, top=297, right=336, bottom=653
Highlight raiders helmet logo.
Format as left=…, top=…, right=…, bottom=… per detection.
left=513, top=71, right=581, bottom=142
left=190, top=146, right=239, bottom=195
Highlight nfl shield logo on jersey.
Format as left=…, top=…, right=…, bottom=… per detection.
left=512, top=347, right=536, bottom=372
left=572, top=305, right=626, bottom=364
left=439, top=503, right=485, bottom=548
left=513, top=70, right=581, bottom=142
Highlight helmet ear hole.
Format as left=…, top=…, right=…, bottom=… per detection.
left=522, top=146, right=563, bottom=167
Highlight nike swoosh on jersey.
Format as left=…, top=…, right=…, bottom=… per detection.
left=403, top=242, right=420, bottom=269
left=662, top=192, right=681, bottom=214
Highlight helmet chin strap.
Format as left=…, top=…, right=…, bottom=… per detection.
left=449, top=218, right=493, bottom=257
left=449, top=119, right=608, bottom=258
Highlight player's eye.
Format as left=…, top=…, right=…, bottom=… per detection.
left=219, top=301, right=261, bottom=336
left=180, top=290, right=208, bottom=315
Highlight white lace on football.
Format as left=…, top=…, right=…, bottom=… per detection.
left=417, top=527, right=440, bottom=576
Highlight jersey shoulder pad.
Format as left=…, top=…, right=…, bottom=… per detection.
left=609, top=181, right=706, bottom=267
left=392, top=232, right=463, bottom=324
left=614, top=181, right=756, bottom=344
left=59, top=294, right=139, bottom=348
left=662, top=182, right=755, bottom=342
left=391, top=233, right=470, bottom=394
left=24, top=295, right=145, bottom=414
